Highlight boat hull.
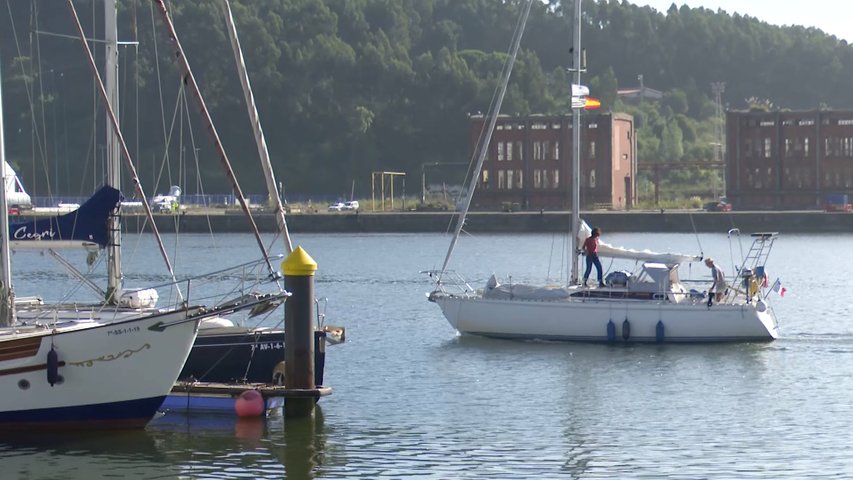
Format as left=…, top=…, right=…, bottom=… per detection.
left=0, top=308, right=200, bottom=430
left=181, top=329, right=286, bottom=384
left=432, top=294, right=778, bottom=342
left=181, top=328, right=336, bottom=385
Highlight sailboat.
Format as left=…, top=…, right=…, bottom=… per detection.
left=0, top=52, right=201, bottom=430
left=427, top=0, right=780, bottom=343
left=0, top=0, right=291, bottom=430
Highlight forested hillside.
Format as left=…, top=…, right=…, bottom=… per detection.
left=1, top=0, right=852, bottom=199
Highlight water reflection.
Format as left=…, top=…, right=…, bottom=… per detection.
left=148, top=408, right=328, bottom=479
left=0, top=408, right=329, bottom=480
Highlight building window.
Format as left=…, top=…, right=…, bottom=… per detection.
left=515, top=169, right=523, bottom=189
left=543, top=141, right=551, bottom=161
left=590, top=141, right=596, bottom=158
left=542, top=170, right=551, bottom=189
left=498, top=170, right=506, bottom=189
left=804, top=137, right=809, bottom=157
left=552, top=169, right=560, bottom=188
left=506, top=141, right=513, bottom=161
left=533, top=169, right=542, bottom=188
left=533, top=142, right=542, bottom=160
left=764, top=138, right=772, bottom=158
left=506, top=170, right=514, bottom=190
left=554, top=141, right=559, bottom=160
left=590, top=169, right=596, bottom=188
left=481, top=170, right=489, bottom=189
left=517, top=142, right=524, bottom=161
left=497, top=142, right=505, bottom=162
left=784, top=138, right=791, bottom=157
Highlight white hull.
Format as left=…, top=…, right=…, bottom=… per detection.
left=0, top=307, right=201, bottom=429
left=432, top=293, right=778, bottom=342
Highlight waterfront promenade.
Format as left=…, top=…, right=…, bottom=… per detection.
left=103, top=209, right=853, bottom=234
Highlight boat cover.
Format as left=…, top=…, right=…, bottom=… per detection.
left=482, top=274, right=571, bottom=300
left=9, top=185, right=121, bottom=248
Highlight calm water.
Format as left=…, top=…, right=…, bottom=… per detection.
left=2, top=231, right=852, bottom=479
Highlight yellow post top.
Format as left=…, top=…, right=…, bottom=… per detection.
left=282, top=246, right=318, bottom=276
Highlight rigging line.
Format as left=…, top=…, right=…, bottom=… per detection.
left=150, top=0, right=277, bottom=280
left=153, top=82, right=183, bottom=195
left=458, top=0, right=531, bottom=211
left=147, top=0, right=170, bottom=178
left=688, top=211, right=704, bottom=257
left=5, top=0, right=49, bottom=191
left=34, top=1, right=54, bottom=198
left=437, top=0, right=533, bottom=281
left=547, top=233, right=556, bottom=282
left=66, top=0, right=183, bottom=301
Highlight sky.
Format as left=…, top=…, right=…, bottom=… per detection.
left=628, top=1, right=853, bottom=43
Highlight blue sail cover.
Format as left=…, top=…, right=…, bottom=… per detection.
left=9, top=186, right=122, bottom=248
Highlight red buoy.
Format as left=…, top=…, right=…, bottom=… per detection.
left=234, top=390, right=265, bottom=417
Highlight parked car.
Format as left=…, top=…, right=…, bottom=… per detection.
left=343, top=200, right=360, bottom=210
left=704, top=198, right=732, bottom=212
left=328, top=202, right=345, bottom=212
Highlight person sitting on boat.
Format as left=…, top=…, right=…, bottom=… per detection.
left=704, top=257, right=727, bottom=304
left=582, top=227, right=605, bottom=287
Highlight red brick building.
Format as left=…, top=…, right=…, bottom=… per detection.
left=727, top=109, right=853, bottom=209
left=469, top=113, right=636, bottom=210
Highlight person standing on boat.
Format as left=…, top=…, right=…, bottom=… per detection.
left=582, top=227, right=605, bottom=287
left=704, top=258, right=727, bottom=304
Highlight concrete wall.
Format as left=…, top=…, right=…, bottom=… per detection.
left=108, top=211, right=853, bottom=234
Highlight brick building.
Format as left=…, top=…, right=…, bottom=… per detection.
left=469, top=112, right=636, bottom=211
left=727, top=109, right=853, bottom=209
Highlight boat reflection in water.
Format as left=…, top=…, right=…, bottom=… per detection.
left=0, top=408, right=329, bottom=479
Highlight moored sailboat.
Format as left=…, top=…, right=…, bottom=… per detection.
left=0, top=59, right=200, bottom=430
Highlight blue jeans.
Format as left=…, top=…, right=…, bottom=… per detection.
left=584, top=254, right=603, bottom=285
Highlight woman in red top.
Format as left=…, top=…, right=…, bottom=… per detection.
left=582, top=227, right=605, bottom=287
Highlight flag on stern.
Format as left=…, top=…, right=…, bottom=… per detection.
left=770, top=278, right=786, bottom=297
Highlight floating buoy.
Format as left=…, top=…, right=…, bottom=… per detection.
left=622, top=318, right=631, bottom=340
left=656, top=320, right=665, bottom=343
left=47, top=346, right=59, bottom=386
left=235, top=390, right=265, bottom=417
left=606, top=320, right=616, bottom=342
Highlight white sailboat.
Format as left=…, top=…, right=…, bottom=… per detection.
left=0, top=0, right=292, bottom=429
left=427, top=0, right=780, bottom=343
left=0, top=46, right=201, bottom=430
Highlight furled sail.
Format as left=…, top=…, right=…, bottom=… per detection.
left=578, top=220, right=702, bottom=265
left=9, top=185, right=121, bottom=249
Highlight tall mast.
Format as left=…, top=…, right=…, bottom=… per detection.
left=105, top=0, right=122, bottom=302
left=222, top=0, right=292, bottom=254
left=570, top=0, right=583, bottom=286
left=0, top=64, right=16, bottom=327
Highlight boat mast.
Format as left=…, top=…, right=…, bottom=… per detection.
left=105, top=0, right=122, bottom=302
left=222, top=0, right=292, bottom=254
left=0, top=65, right=16, bottom=327
left=570, top=0, right=583, bottom=286
left=66, top=0, right=184, bottom=302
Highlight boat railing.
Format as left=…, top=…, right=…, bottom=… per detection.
left=17, top=254, right=288, bottom=326
left=424, top=270, right=475, bottom=296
